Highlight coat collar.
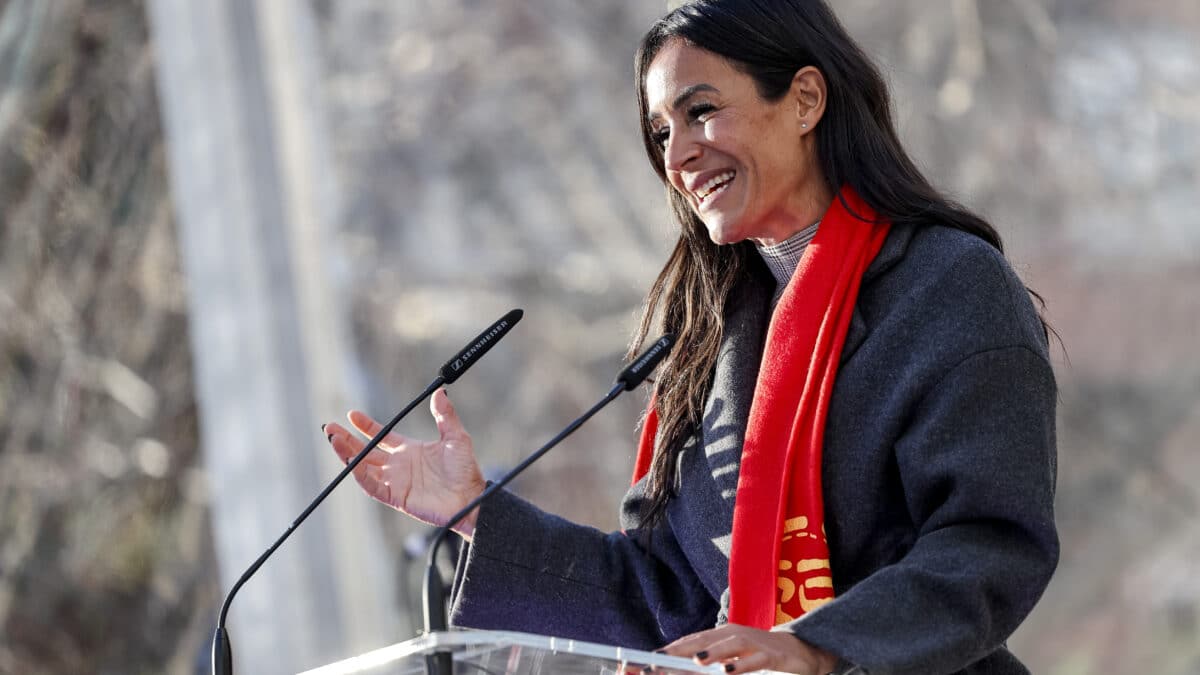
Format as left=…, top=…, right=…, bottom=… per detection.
left=863, top=222, right=915, bottom=283
left=840, top=223, right=915, bottom=363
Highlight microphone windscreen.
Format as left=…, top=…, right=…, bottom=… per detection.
left=438, top=309, right=523, bottom=384
left=616, top=334, right=675, bottom=391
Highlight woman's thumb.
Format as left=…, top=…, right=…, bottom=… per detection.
left=431, top=388, right=468, bottom=442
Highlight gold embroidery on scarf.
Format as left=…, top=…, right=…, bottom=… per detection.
left=775, top=516, right=834, bottom=624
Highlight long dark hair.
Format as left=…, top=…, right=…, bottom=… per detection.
left=629, top=0, right=1049, bottom=527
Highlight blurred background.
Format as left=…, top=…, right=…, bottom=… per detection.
left=1, top=0, right=1197, bottom=673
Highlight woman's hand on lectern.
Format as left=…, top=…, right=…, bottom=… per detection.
left=323, top=388, right=487, bottom=539
left=659, top=623, right=838, bottom=674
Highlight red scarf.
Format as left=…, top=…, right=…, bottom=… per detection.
left=633, top=188, right=890, bottom=628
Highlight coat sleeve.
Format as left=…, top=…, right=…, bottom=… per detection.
left=786, top=345, right=1059, bottom=675
left=448, top=484, right=719, bottom=649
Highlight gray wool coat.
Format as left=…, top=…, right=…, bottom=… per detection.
left=449, top=223, right=1059, bottom=675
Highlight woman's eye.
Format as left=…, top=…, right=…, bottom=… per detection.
left=687, top=103, right=717, bottom=121
left=651, top=128, right=670, bottom=149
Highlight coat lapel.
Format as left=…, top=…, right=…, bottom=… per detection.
left=699, top=264, right=772, bottom=509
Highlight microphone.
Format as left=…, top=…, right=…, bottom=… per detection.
left=211, top=308, right=524, bottom=675
left=420, top=334, right=675, bottom=675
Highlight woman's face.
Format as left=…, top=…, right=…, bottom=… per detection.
left=644, top=40, right=826, bottom=246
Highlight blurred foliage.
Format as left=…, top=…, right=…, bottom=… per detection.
left=0, top=1, right=212, bottom=673
left=0, top=0, right=1197, bottom=673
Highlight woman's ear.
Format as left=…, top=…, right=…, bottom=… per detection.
left=790, top=66, right=827, bottom=132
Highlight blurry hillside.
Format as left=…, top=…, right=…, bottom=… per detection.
left=0, top=0, right=1197, bottom=673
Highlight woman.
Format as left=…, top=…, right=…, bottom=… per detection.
left=324, top=2, right=1059, bottom=673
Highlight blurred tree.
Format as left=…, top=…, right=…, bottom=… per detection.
left=0, top=1, right=214, bottom=673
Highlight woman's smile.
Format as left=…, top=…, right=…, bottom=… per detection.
left=692, top=170, right=736, bottom=208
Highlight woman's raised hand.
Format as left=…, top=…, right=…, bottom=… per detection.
left=323, top=388, right=487, bottom=538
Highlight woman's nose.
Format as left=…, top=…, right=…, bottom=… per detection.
left=663, top=130, right=700, bottom=171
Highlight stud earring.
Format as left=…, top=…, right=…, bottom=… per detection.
left=801, top=122, right=809, bottom=128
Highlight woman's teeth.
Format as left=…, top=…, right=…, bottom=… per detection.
left=696, top=171, right=735, bottom=203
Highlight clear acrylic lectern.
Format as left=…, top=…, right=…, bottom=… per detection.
left=297, top=629, right=732, bottom=675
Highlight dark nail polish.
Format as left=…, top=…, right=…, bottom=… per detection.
left=653, top=649, right=666, bottom=654
left=695, top=650, right=708, bottom=660
left=321, top=423, right=327, bottom=433
left=724, top=664, right=735, bottom=673
left=327, top=433, right=334, bottom=442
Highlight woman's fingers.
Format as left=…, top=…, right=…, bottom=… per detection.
left=324, top=423, right=393, bottom=502
left=324, top=422, right=361, bottom=464
left=326, top=422, right=393, bottom=484
left=659, top=626, right=722, bottom=659
left=691, top=633, right=754, bottom=668
left=324, top=422, right=380, bottom=465
left=342, top=390, right=468, bottom=452
left=346, top=409, right=383, bottom=439
left=659, top=625, right=834, bottom=675
left=346, top=409, right=407, bottom=448
left=717, top=651, right=769, bottom=674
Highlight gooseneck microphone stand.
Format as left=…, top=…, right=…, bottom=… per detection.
left=211, top=309, right=523, bottom=675
left=421, top=334, right=675, bottom=675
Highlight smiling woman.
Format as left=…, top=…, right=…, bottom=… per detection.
left=325, top=2, right=1060, bottom=674
left=644, top=42, right=830, bottom=246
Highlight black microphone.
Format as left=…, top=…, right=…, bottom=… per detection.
left=420, top=334, right=675, bottom=675
left=211, top=308, right=524, bottom=675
